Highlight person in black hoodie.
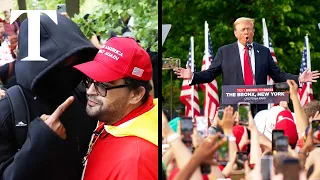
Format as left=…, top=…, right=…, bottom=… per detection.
left=0, top=13, right=98, bottom=179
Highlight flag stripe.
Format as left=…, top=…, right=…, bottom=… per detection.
left=298, top=36, right=313, bottom=107
left=180, top=40, right=201, bottom=117
left=201, top=29, right=219, bottom=119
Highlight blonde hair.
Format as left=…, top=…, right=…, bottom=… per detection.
left=234, top=17, right=255, bottom=30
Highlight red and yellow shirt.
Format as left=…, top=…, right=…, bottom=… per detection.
left=82, top=98, right=158, bottom=180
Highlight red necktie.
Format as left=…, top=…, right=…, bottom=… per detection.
left=243, top=47, right=254, bottom=85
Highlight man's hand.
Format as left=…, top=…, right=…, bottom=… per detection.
left=303, top=128, right=314, bottom=152
left=40, top=96, right=74, bottom=140
left=239, top=127, right=250, bottom=151
left=247, top=111, right=257, bottom=132
left=191, top=128, right=203, bottom=148
left=287, top=79, right=298, bottom=98
left=173, top=66, right=192, bottom=80
left=162, top=111, right=175, bottom=138
left=299, top=68, right=320, bottom=83
left=0, top=89, right=5, bottom=98
left=313, top=111, right=320, bottom=120
left=279, top=101, right=290, bottom=111
left=218, top=106, right=236, bottom=134
left=193, top=134, right=227, bottom=165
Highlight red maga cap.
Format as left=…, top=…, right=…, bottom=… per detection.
left=74, top=37, right=152, bottom=82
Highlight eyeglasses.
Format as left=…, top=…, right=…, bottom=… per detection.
left=83, top=77, right=130, bottom=97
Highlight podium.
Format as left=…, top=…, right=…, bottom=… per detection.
left=221, top=85, right=289, bottom=115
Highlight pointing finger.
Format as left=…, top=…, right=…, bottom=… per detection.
left=40, top=114, right=50, bottom=121
left=51, top=96, right=74, bottom=120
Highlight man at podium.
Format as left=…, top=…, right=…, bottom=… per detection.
left=174, top=17, right=320, bottom=113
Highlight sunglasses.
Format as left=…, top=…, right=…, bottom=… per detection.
left=82, top=77, right=130, bottom=97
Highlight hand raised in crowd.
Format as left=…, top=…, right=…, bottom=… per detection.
left=313, top=111, right=320, bottom=120
left=0, top=89, right=5, bottom=98
left=304, top=127, right=315, bottom=152
left=239, top=127, right=250, bottom=151
left=192, top=134, right=227, bottom=165
left=191, top=128, right=203, bottom=148
left=218, top=106, right=237, bottom=134
left=243, top=160, right=262, bottom=180
left=279, top=101, right=290, bottom=111
left=247, top=111, right=257, bottom=132
left=40, top=96, right=74, bottom=139
left=162, top=111, right=175, bottom=138
left=173, top=66, right=192, bottom=80
left=299, top=68, right=320, bottom=83
left=287, top=79, right=299, bottom=98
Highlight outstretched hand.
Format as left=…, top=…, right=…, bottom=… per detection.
left=40, top=96, right=74, bottom=139
left=299, top=68, right=320, bottom=83
left=173, top=66, right=192, bottom=80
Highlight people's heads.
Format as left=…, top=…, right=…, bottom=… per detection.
left=3, top=9, right=11, bottom=20
left=274, top=110, right=298, bottom=149
left=74, top=37, right=153, bottom=124
left=264, top=106, right=285, bottom=140
left=233, top=17, right=255, bottom=46
left=273, top=153, right=302, bottom=179
left=15, top=13, right=98, bottom=100
left=304, top=100, right=320, bottom=120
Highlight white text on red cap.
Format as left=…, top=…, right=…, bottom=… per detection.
left=98, top=45, right=123, bottom=61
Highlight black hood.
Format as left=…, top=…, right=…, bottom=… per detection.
left=15, top=13, right=98, bottom=99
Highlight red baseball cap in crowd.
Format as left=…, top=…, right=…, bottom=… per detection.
left=74, top=37, right=152, bottom=82
left=274, top=110, right=298, bottom=149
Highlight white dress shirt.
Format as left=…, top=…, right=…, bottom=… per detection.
left=237, top=41, right=255, bottom=79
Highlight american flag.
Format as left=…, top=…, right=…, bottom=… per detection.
left=199, top=30, right=219, bottom=120
left=180, top=42, right=201, bottom=117
left=262, top=18, right=278, bottom=85
left=298, top=36, right=313, bottom=107
left=266, top=37, right=278, bottom=84
left=263, top=18, right=278, bottom=109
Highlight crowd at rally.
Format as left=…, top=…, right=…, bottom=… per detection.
left=162, top=79, right=320, bottom=180
left=0, top=8, right=158, bottom=180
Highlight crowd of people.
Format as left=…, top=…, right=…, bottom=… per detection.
left=162, top=79, right=320, bottom=180
left=0, top=10, right=158, bottom=180
left=0, top=9, right=19, bottom=90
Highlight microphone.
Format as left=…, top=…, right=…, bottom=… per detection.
left=245, top=37, right=252, bottom=50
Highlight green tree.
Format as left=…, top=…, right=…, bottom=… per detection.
left=162, top=0, right=320, bottom=114
left=72, top=0, right=158, bottom=51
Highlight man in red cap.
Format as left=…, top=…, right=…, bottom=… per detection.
left=274, top=110, right=299, bottom=149
left=74, top=37, right=158, bottom=180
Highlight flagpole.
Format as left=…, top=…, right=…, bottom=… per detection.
left=263, top=18, right=273, bottom=110
left=262, top=18, right=269, bottom=47
left=306, top=34, right=311, bottom=102
left=205, top=21, right=209, bottom=117
left=191, top=36, right=195, bottom=118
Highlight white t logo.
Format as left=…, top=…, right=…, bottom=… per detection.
left=11, top=10, right=58, bottom=61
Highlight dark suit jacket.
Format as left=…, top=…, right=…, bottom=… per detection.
left=191, top=42, right=299, bottom=113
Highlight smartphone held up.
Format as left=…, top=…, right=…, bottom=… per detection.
left=238, top=102, right=250, bottom=126
left=180, top=117, right=194, bottom=147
